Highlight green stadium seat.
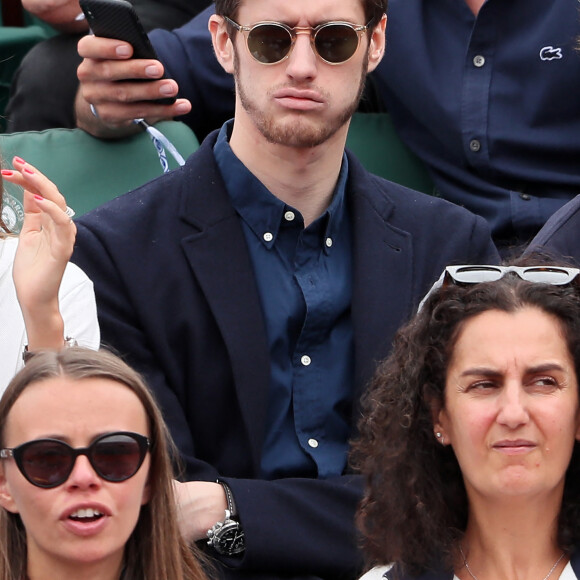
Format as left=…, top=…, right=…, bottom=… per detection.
left=346, top=112, right=434, bottom=195
left=0, top=121, right=199, bottom=223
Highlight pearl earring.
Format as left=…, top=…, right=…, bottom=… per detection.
left=435, top=432, right=442, bottom=439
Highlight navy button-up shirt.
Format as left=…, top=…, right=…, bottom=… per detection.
left=374, top=0, right=580, bottom=247
left=214, top=121, right=354, bottom=480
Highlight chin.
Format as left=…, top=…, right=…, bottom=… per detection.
left=262, top=116, right=348, bottom=149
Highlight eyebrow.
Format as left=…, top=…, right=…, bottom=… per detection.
left=23, top=431, right=116, bottom=445
left=459, top=363, right=567, bottom=378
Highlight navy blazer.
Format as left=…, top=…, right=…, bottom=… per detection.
left=72, top=131, right=499, bottom=580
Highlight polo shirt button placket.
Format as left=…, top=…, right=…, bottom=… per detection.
left=473, top=55, right=485, bottom=68
left=469, top=139, right=481, bottom=153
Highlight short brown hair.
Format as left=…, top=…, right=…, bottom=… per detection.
left=214, top=0, right=387, bottom=28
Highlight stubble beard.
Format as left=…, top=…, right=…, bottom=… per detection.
left=234, top=50, right=369, bottom=149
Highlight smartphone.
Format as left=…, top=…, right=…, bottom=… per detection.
left=79, top=0, right=176, bottom=105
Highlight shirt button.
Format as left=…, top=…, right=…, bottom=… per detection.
left=301, top=355, right=312, bottom=366
left=308, top=438, right=319, bottom=449
left=263, top=232, right=273, bottom=242
left=469, top=139, right=481, bottom=152
left=473, top=55, right=485, bottom=67
left=284, top=211, right=295, bottom=222
left=325, top=237, right=333, bottom=248
left=519, top=192, right=531, bottom=201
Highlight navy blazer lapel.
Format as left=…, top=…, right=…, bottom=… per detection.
left=178, top=141, right=270, bottom=472
left=348, top=154, right=415, bottom=398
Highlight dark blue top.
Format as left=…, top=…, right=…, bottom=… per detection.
left=375, top=0, right=580, bottom=248
left=213, top=121, right=353, bottom=480
left=150, top=0, right=580, bottom=247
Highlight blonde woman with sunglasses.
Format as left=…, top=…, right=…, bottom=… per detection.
left=0, top=347, right=209, bottom=580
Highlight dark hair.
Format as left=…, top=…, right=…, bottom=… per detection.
left=0, top=348, right=208, bottom=580
left=350, top=257, right=580, bottom=577
left=214, top=0, right=388, bottom=28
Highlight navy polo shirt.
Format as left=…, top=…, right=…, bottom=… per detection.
left=214, top=121, right=354, bottom=480
left=374, top=0, right=580, bottom=247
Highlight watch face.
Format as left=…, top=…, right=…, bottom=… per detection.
left=214, top=520, right=245, bottom=555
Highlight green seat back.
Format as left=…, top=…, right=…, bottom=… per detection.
left=0, top=121, right=199, bottom=219
left=346, top=112, right=434, bottom=195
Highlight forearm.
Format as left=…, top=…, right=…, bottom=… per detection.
left=216, top=475, right=363, bottom=576
left=20, top=304, right=66, bottom=351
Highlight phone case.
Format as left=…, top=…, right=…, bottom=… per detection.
left=79, top=0, right=176, bottom=104
left=80, top=0, right=157, bottom=60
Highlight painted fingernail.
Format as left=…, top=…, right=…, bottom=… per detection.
left=1, top=169, right=14, bottom=176
left=24, top=168, right=35, bottom=175
left=34, top=194, right=43, bottom=201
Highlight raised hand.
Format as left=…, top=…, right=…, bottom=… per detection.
left=1, top=157, right=76, bottom=350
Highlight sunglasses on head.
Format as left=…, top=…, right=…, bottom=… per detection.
left=443, top=265, right=580, bottom=286
left=224, top=17, right=370, bottom=65
left=0, top=431, right=150, bottom=489
left=418, top=265, right=580, bottom=312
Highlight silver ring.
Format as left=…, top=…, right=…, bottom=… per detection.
left=65, top=206, right=75, bottom=218
left=89, top=103, right=100, bottom=119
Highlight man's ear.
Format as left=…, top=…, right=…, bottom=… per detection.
left=367, top=14, right=387, bottom=73
left=0, top=469, right=19, bottom=514
left=209, top=14, right=236, bottom=74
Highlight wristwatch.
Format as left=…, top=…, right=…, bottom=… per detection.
left=206, top=482, right=245, bottom=556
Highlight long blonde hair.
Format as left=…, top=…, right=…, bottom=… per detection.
left=0, top=348, right=209, bottom=580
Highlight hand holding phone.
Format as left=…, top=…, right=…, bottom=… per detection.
left=79, top=0, right=176, bottom=105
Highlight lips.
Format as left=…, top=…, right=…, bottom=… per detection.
left=492, top=439, right=537, bottom=453
left=272, top=87, right=325, bottom=111
left=273, top=88, right=324, bottom=102
left=60, top=503, right=112, bottom=537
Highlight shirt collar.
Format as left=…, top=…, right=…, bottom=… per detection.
left=213, top=120, right=349, bottom=251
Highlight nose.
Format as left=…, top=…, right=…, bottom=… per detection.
left=65, top=455, right=101, bottom=490
left=285, top=30, right=318, bottom=81
left=496, top=382, right=529, bottom=428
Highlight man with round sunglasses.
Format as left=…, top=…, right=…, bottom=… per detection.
left=74, top=0, right=580, bottom=253
left=72, top=1, right=499, bottom=578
